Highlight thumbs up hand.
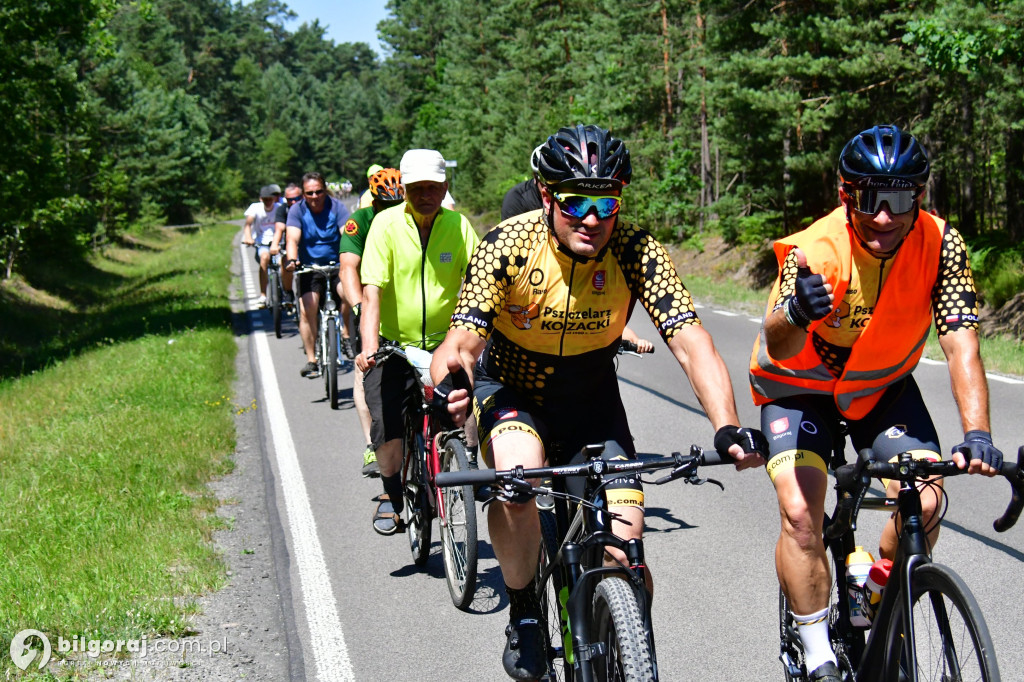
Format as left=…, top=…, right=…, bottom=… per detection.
left=786, top=248, right=834, bottom=328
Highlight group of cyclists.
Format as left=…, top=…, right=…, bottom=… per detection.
left=244, top=122, right=1003, bottom=682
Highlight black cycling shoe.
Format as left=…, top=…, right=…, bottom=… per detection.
left=809, top=661, right=843, bottom=682
left=502, top=618, right=546, bottom=681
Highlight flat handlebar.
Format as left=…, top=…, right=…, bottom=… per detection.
left=435, top=445, right=732, bottom=489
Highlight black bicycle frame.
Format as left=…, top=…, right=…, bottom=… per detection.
left=548, top=473, right=655, bottom=682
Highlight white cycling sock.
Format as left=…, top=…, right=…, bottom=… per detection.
left=794, top=606, right=836, bottom=673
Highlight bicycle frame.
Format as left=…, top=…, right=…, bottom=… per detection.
left=543, top=469, right=655, bottom=682
left=812, top=449, right=1024, bottom=682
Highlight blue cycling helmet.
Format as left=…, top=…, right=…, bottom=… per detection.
left=839, top=124, right=930, bottom=191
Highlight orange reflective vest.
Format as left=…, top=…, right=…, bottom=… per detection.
left=749, top=207, right=945, bottom=419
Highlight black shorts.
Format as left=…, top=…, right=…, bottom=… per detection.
left=760, top=376, right=940, bottom=482
left=297, top=271, right=339, bottom=299
left=363, top=354, right=418, bottom=450
left=472, top=371, right=642, bottom=507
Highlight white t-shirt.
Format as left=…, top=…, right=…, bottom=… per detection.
left=244, top=202, right=278, bottom=244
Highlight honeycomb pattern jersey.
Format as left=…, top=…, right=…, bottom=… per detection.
left=774, top=223, right=978, bottom=378
left=451, top=209, right=699, bottom=406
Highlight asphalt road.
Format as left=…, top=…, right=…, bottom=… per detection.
left=235, top=231, right=1024, bottom=682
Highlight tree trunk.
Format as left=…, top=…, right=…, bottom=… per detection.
left=1005, top=126, right=1024, bottom=242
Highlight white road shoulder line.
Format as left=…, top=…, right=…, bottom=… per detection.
left=240, top=243, right=354, bottom=682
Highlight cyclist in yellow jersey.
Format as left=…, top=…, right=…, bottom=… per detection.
left=429, top=124, right=768, bottom=680
left=355, top=149, right=480, bottom=536
left=750, top=125, right=1001, bottom=682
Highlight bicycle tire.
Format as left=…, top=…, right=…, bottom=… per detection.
left=327, top=320, right=339, bottom=409
left=591, top=577, right=655, bottom=682
left=269, top=269, right=282, bottom=338
left=538, top=509, right=573, bottom=682
left=884, top=562, right=999, bottom=682
left=402, top=410, right=432, bottom=566
left=439, top=437, right=478, bottom=610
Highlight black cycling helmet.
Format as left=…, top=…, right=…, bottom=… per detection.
left=838, top=124, right=929, bottom=191
left=536, top=124, right=631, bottom=192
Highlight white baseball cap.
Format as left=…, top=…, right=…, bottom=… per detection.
left=400, top=149, right=447, bottom=185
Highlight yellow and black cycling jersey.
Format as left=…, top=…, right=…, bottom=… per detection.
left=451, top=208, right=699, bottom=406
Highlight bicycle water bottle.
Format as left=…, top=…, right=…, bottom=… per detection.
left=846, top=546, right=874, bottom=627
left=863, top=558, right=892, bottom=622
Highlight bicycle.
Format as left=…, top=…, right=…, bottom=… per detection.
left=778, top=446, right=1024, bottom=682
left=266, top=253, right=295, bottom=338
left=295, top=263, right=342, bottom=409
left=437, top=441, right=735, bottom=681
left=366, top=340, right=479, bottom=610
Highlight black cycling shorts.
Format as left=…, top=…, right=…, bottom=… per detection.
left=363, top=354, right=418, bottom=450
left=761, top=376, right=941, bottom=482
left=472, top=371, right=643, bottom=507
left=297, top=270, right=339, bottom=299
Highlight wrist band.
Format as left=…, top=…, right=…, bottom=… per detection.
left=783, top=298, right=808, bottom=329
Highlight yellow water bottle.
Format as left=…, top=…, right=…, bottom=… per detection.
left=846, top=546, right=874, bottom=627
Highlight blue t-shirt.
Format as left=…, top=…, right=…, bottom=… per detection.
left=286, top=197, right=349, bottom=265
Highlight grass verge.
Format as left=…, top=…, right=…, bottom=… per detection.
left=0, top=223, right=238, bottom=678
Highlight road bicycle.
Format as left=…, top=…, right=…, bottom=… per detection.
left=295, top=263, right=343, bottom=409
left=367, top=340, right=479, bottom=610
left=437, top=441, right=734, bottom=681
left=778, top=446, right=1024, bottom=682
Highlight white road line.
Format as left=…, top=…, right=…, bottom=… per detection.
left=748, top=317, right=762, bottom=324
left=988, top=374, right=1024, bottom=385
left=240, top=243, right=354, bottom=682
left=712, top=309, right=740, bottom=317
left=919, top=358, right=943, bottom=366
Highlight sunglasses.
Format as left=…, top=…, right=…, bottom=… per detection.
left=286, top=195, right=302, bottom=204
left=848, top=188, right=917, bottom=216
left=553, top=192, right=622, bottom=219
left=304, top=189, right=326, bottom=197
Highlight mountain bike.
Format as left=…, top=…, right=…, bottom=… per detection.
left=778, top=446, right=1024, bottom=682
left=437, top=442, right=735, bottom=681
left=296, top=263, right=342, bottom=409
left=367, top=340, right=479, bottom=610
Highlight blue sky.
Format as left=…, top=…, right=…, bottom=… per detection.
left=281, top=0, right=391, bottom=57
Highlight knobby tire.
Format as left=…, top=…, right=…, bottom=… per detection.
left=439, top=437, right=478, bottom=610
left=591, top=578, right=656, bottom=682
left=884, top=562, right=999, bottom=682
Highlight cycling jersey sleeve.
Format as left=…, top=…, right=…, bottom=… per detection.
left=931, top=225, right=979, bottom=336
left=615, top=223, right=700, bottom=341
left=449, top=225, right=518, bottom=339
left=772, top=250, right=800, bottom=312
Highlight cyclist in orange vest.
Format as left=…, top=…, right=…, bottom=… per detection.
left=749, top=125, right=1002, bottom=682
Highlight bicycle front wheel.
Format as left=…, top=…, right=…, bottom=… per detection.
left=402, top=411, right=432, bottom=566
left=538, top=509, right=573, bottom=682
left=591, top=577, right=655, bottom=682
left=439, top=437, right=478, bottom=610
left=884, top=562, right=999, bottom=681
left=326, top=321, right=339, bottom=409
left=269, top=269, right=282, bottom=338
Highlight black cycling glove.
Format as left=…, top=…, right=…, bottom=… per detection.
left=431, top=365, right=473, bottom=425
left=786, top=265, right=832, bottom=328
left=714, top=425, right=769, bottom=460
left=952, top=430, right=1003, bottom=469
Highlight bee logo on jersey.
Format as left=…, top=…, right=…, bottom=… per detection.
left=593, top=270, right=605, bottom=291
left=509, top=302, right=541, bottom=330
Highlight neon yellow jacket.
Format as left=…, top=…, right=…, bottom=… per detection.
left=360, top=204, right=479, bottom=349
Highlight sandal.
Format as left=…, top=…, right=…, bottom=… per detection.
left=372, top=494, right=405, bottom=536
